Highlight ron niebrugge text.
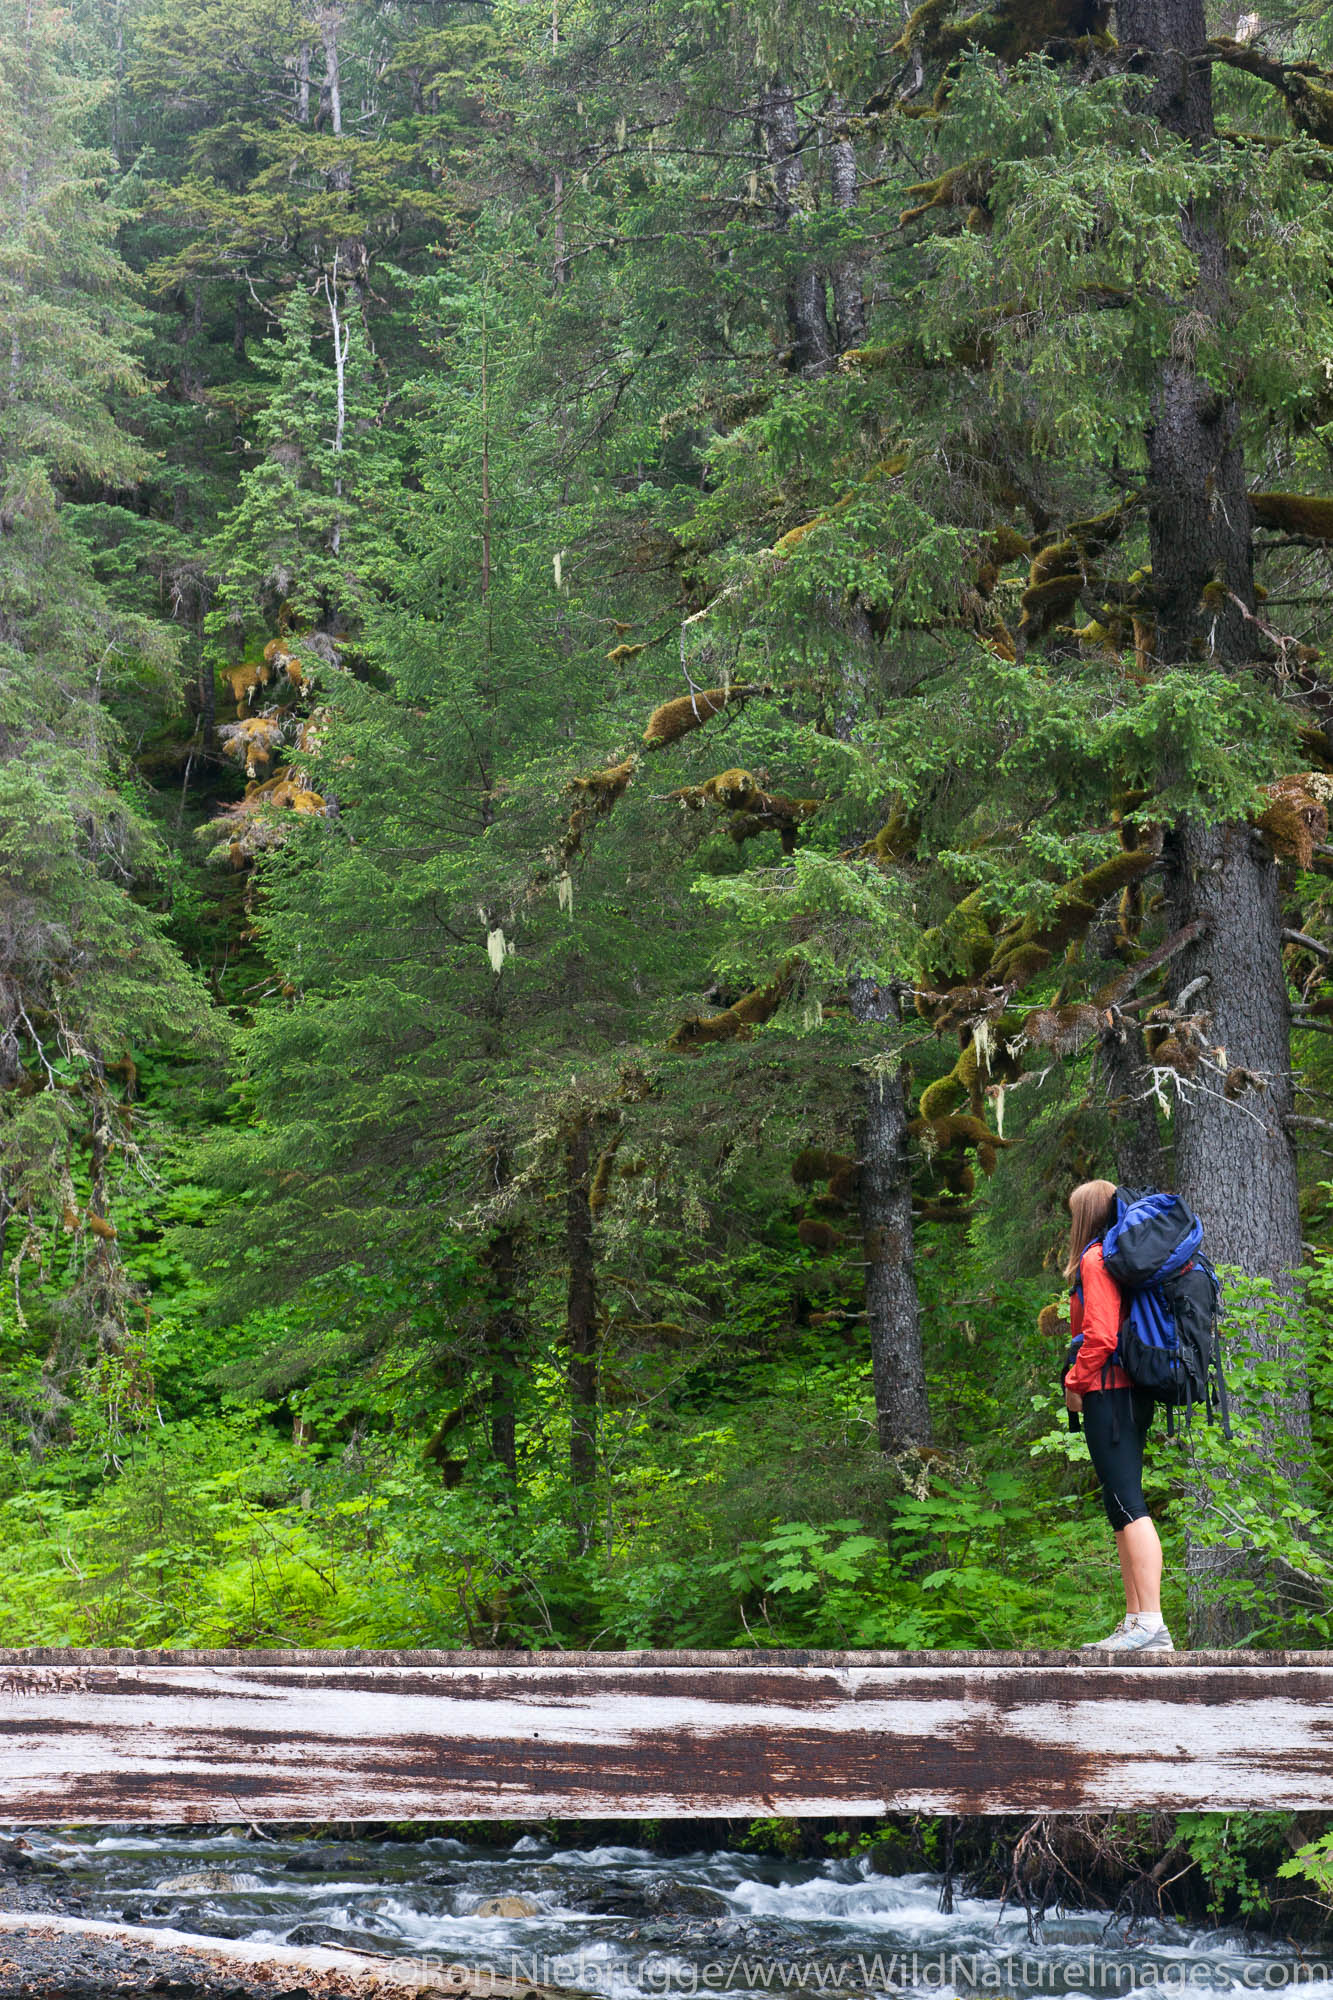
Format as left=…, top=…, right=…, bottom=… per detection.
left=400, top=1953, right=1333, bottom=1994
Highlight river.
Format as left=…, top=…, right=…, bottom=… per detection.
left=10, top=1826, right=1329, bottom=1999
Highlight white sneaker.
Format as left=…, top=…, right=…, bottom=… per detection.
left=1123, top=1618, right=1174, bottom=1653
left=1079, top=1616, right=1132, bottom=1650
left=1082, top=1617, right=1174, bottom=1654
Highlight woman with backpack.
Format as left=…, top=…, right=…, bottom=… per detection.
left=1063, top=1178, right=1174, bottom=1654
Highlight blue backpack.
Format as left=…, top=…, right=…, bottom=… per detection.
left=1099, top=1187, right=1229, bottom=1435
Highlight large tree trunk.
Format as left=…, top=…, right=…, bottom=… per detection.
left=827, top=97, right=866, bottom=351
left=760, top=82, right=835, bottom=376
left=1164, top=823, right=1302, bottom=1281
left=849, top=978, right=931, bottom=1452
left=1117, top=0, right=1309, bottom=1643
left=1164, top=819, right=1308, bottom=1644
left=565, top=1113, right=598, bottom=1548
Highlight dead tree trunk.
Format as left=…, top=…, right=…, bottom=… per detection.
left=1117, top=0, right=1310, bottom=1643
left=849, top=978, right=931, bottom=1452
left=565, top=1113, right=598, bottom=1547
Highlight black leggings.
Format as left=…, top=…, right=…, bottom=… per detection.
left=1081, top=1387, right=1155, bottom=1530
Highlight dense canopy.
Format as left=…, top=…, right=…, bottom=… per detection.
left=5, top=0, right=1333, bottom=1747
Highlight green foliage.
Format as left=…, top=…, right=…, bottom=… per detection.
left=207, top=283, right=402, bottom=641
left=11, top=0, right=1333, bottom=1686
left=1178, top=1814, right=1296, bottom=1920
left=1171, top=1275, right=1333, bottom=1644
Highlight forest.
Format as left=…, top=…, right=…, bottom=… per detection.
left=10, top=0, right=1333, bottom=1869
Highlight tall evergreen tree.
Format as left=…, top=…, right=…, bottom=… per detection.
left=474, top=0, right=1333, bottom=1631
left=0, top=0, right=213, bottom=1434
left=66, top=0, right=1333, bottom=1645
left=208, top=278, right=399, bottom=645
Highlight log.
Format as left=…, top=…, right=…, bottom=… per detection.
left=0, top=1910, right=581, bottom=1998
left=0, top=1649, right=1330, bottom=1817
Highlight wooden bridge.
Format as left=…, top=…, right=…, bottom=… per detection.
left=1, top=1646, right=1331, bottom=1820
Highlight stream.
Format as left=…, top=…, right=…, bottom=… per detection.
left=11, top=1827, right=1331, bottom=1998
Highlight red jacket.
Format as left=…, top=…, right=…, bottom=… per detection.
left=1065, top=1243, right=1130, bottom=1395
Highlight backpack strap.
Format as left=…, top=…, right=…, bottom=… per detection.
left=1100, top=1350, right=1121, bottom=1442
left=1213, top=1339, right=1233, bottom=1440
left=1071, top=1236, right=1105, bottom=1307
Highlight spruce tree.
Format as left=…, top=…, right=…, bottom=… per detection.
left=207, top=278, right=399, bottom=644
left=0, top=0, right=213, bottom=1432
left=482, top=0, right=1333, bottom=1633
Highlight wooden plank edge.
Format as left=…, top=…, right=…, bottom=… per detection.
left=0, top=1910, right=588, bottom=1998
left=0, top=1647, right=1324, bottom=1666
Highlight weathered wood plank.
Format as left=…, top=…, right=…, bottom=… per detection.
left=0, top=1652, right=1330, bottom=1818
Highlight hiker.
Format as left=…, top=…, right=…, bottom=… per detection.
left=1063, top=1178, right=1174, bottom=1654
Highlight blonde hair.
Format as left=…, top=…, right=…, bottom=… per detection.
left=1064, top=1178, right=1119, bottom=1280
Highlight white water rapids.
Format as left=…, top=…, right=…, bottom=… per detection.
left=15, top=1827, right=1328, bottom=2000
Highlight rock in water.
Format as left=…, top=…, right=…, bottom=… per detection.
left=583, top=1877, right=729, bottom=1919
left=472, top=1894, right=540, bottom=1918
left=154, top=1869, right=266, bottom=1894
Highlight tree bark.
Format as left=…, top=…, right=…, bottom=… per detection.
left=827, top=97, right=866, bottom=351
left=1164, top=823, right=1303, bottom=1282
left=319, top=8, right=343, bottom=136
left=565, top=1113, right=598, bottom=1545
left=1164, top=820, right=1308, bottom=1645
left=1116, top=0, right=1310, bottom=1643
left=1098, top=1010, right=1165, bottom=1189
left=484, top=1223, right=520, bottom=1477
left=849, top=978, right=931, bottom=1452
left=761, top=82, right=835, bottom=376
